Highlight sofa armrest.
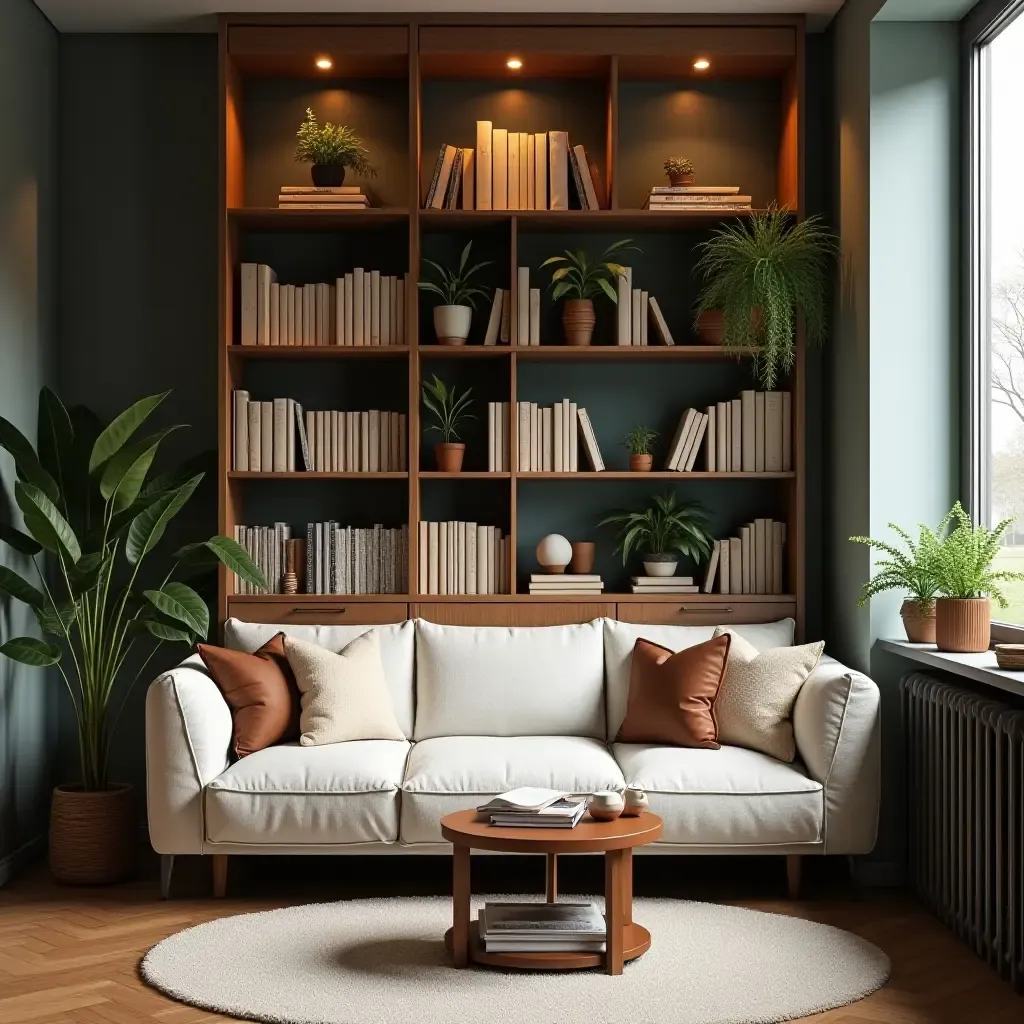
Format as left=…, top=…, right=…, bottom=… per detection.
left=145, top=654, right=232, bottom=854
left=793, top=654, right=881, bottom=855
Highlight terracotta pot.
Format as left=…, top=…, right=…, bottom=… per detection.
left=311, top=163, right=345, bottom=187
left=669, top=172, right=696, bottom=187
left=562, top=298, right=596, bottom=346
left=50, top=784, right=135, bottom=885
left=935, top=597, right=990, bottom=653
left=434, top=442, right=465, bottom=472
left=696, top=308, right=763, bottom=346
left=570, top=541, right=596, bottom=574
left=433, top=304, right=472, bottom=345
left=629, top=453, right=653, bottom=472
left=901, top=599, right=936, bottom=644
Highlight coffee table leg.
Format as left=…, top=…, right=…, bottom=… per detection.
left=604, top=848, right=625, bottom=975
left=452, top=844, right=470, bottom=968
left=546, top=853, right=558, bottom=903
left=621, top=848, right=633, bottom=926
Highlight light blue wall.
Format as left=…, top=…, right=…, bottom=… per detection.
left=0, top=0, right=58, bottom=884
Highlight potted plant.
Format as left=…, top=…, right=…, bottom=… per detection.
left=929, top=501, right=1024, bottom=653
left=694, top=206, right=837, bottom=388
left=419, top=241, right=492, bottom=346
left=599, top=492, right=713, bottom=578
left=0, top=389, right=266, bottom=884
left=663, top=157, right=695, bottom=187
left=541, top=239, right=638, bottom=346
left=422, top=374, right=475, bottom=471
left=294, top=106, right=377, bottom=187
left=849, top=522, right=942, bottom=643
left=622, top=425, right=658, bottom=472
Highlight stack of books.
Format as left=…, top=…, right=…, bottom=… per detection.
left=643, top=185, right=752, bottom=211
left=417, top=521, right=510, bottom=595
left=703, top=519, right=788, bottom=595
left=529, top=574, right=604, bottom=596
left=278, top=185, right=373, bottom=210
left=630, top=575, right=698, bottom=595
left=479, top=902, right=606, bottom=953
left=515, top=401, right=604, bottom=472
left=486, top=402, right=511, bottom=471
left=477, top=788, right=586, bottom=828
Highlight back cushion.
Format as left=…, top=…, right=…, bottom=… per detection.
left=603, top=618, right=796, bottom=741
left=414, top=619, right=605, bottom=740
left=223, top=619, right=415, bottom=738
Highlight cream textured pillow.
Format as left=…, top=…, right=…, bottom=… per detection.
left=712, top=627, right=824, bottom=763
left=283, top=632, right=405, bottom=745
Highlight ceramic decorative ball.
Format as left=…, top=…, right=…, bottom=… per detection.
left=536, top=533, right=572, bottom=574
left=588, top=790, right=625, bottom=822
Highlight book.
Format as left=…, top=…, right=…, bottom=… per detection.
left=617, top=266, right=631, bottom=345
left=476, top=121, right=492, bottom=210
left=740, top=524, right=752, bottom=593
left=256, top=265, right=276, bottom=346
left=640, top=291, right=649, bottom=345
left=529, top=574, right=601, bottom=583
left=754, top=518, right=767, bottom=594
left=272, top=398, right=288, bottom=472
left=683, top=412, right=709, bottom=472
left=444, top=147, right=463, bottom=209
left=460, top=147, right=475, bottom=209
left=773, top=521, right=786, bottom=594
left=519, top=132, right=529, bottom=211
left=705, top=405, right=716, bottom=472
left=631, top=576, right=695, bottom=586
left=631, top=289, right=642, bottom=347
left=507, top=130, right=520, bottom=209
left=731, top=399, right=742, bottom=472
left=553, top=402, right=563, bottom=471
left=648, top=296, right=675, bottom=345
left=703, top=540, right=720, bottom=593
left=574, top=145, right=600, bottom=211
left=646, top=193, right=751, bottom=205
left=715, top=401, right=728, bottom=470
left=548, top=131, right=569, bottom=211
left=534, top=132, right=547, bottom=209
left=741, top=391, right=756, bottom=472
left=666, top=409, right=698, bottom=471
left=280, top=185, right=366, bottom=195
left=729, top=536, right=743, bottom=593
left=529, top=288, right=540, bottom=346
left=567, top=143, right=587, bottom=209
left=765, top=391, right=783, bottom=472
left=485, top=801, right=587, bottom=831
left=754, top=391, right=766, bottom=472
left=480, top=902, right=605, bottom=943
left=719, top=535, right=731, bottom=595
left=577, top=408, right=605, bottom=471
left=232, top=390, right=249, bottom=471
left=631, top=584, right=698, bottom=594
left=526, top=132, right=535, bottom=209
left=260, top=401, right=273, bottom=469
left=369, top=270, right=381, bottom=346
left=492, top=128, right=508, bottom=211
left=278, top=193, right=370, bottom=205
left=277, top=202, right=371, bottom=210
left=782, top=391, right=792, bottom=471
left=650, top=185, right=741, bottom=194
left=499, top=289, right=510, bottom=344
left=517, top=267, right=530, bottom=346
left=425, top=144, right=456, bottom=208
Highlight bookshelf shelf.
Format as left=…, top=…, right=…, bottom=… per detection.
left=420, top=471, right=511, bottom=479
left=228, top=345, right=410, bottom=360
left=418, top=345, right=511, bottom=359
left=513, top=346, right=756, bottom=362
left=419, top=209, right=759, bottom=231
left=228, top=472, right=409, bottom=480
left=228, top=592, right=795, bottom=604
left=229, top=207, right=410, bottom=229
left=516, top=472, right=795, bottom=481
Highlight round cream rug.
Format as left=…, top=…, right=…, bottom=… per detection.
left=141, top=896, right=889, bottom=1024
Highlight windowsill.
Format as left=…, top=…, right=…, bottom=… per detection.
left=875, top=639, right=1024, bottom=699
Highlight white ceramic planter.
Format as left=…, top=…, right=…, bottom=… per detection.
left=642, top=557, right=678, bottom=577
left=433, top=304, right=472, bottom=345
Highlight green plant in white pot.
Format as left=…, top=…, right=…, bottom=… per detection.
left=419, top=242, right=492, bottom=346
left=0, top=389, right=266, bottom=884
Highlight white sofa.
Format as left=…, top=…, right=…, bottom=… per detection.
left=146, top=617, right=880, bottom=895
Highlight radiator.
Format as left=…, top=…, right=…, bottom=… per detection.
left=902, top=672, right=1024, bottom=992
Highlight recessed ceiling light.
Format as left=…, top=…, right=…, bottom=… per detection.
left=315, top=57, right=333, bottom=70
left=693, top=58, right=711, bottom=71
left=506, top=58, right=523, bottom=70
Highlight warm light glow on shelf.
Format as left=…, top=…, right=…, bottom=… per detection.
left=693, top=58, right=711, bottom=70
left=315, top=57, right=333, bottom=70
left=506, top=57, right=523, bottom=70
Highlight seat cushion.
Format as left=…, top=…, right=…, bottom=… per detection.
left=205, top=740, right=410, bottom=846
left=223, top=619, right=415, bottom=738
left=603, top=618, right=796, bottom=741
left=400, top=736, right=625, bottom=844
left=413, top=620, right=605, bottom=740
left=613, top=742, right=823, bottom=847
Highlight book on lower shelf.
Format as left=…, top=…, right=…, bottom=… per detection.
left=702, top=520, right=787, bottom=595
left=630, top=576, right=698, bottom=594
left=479, top=902, right=606, bottom=952
left=529, top=574, right=604, bottom=595
left=487, top=401, right=510, bottom=471
left=417, top=521, right=511, bottom=595
left=278, top=185, right=375, bottom=209
left=643, top=185, right=751, bottom=212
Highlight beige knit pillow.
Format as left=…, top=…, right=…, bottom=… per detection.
left=711, top=627, right=824, bottom=763
left=283, top=632, right=405, bottom=745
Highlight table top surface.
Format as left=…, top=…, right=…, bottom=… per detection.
left=440, top=809, right=663, bottom=853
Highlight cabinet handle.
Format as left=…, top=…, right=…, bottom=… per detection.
left=679, top=605, right=733, bottom=613
left=289, top=607, right=345, bottom=615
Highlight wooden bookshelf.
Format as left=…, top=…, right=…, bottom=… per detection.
left=217, top=12, right=806, bottom=634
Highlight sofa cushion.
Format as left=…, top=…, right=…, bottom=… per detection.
left=205, top=740, right=410, bottom=846
left=400, top=736, right=625, bottom=844
left=413, top=620, right=605, bottom=740
left=603, top=618, right=796, bottom=741
left=613, top=742, right=822, bottom=847
left=223, top=619, right=415, bottom=738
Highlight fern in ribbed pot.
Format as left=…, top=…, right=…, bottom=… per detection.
left=694, top=207, right=836, bottom=389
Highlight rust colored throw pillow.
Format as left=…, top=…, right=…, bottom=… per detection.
left=197, top=633, right=301, bottom=758
left=615, top=634, right=732, bottom=749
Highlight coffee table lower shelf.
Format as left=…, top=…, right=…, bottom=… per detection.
left=444, top=919, right=652, bottom=971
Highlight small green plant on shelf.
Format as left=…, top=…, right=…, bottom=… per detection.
left=663, top=156, right=695, bottom=185
left=541, top=239, right=639, bottom=347
left=622, top=425, right=658, bottom=472
left=419, top=241, right=492, bottom=346
left=694, top=206, right=837, bottom=389
left=294, top=107, right=377, bottom=187
left=421, top=374, right=475, bottom=472
left=599, top=492, right=713, bottom=577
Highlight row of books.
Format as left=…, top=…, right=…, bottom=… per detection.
left=528, top=574, right=605, bottom=596
left=277, top=185, right=375, bottom=210
left=644, top=185, right=752, bottom=212
left=486, top=402, right=511, bottom=472
left=479, top=902, right=606, bottom=954
left=416, top=521, right=510, bottom=595
left=477, top=789, right=587, bottom=829
left=239, top=264, right=407, bottom=347
left=515, top=401, right=604, bottom=472
left=665, top=391, right=793, bottom=474
left=702, top=520, right=787, bottom=595
left=426, top=124, right=603, bottom=212
left=512, top=268, right=541, bottom=345
left=232, top=523, right=409, bottom=595
left=614, top=270, right=672, bottom=347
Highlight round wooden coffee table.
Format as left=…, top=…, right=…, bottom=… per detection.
left=440, top=809, right=662, bottom=975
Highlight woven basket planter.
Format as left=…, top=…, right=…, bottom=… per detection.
left=49, top=784, right=135, bottom=885
left=934, top=598, right=990, bottom=654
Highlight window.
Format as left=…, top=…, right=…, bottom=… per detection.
left=974, top=2, right=1024, bottom=625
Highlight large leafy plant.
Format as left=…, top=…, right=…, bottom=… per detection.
left=0, top=389, right=266, bottom=791
left=294, top=107, right=377, bottom=175
left=849, top=522, right=942, bottom=610
left=421, top=375, right=474, bottom=444
left=694, top=207, right=836, bottom=389
left=419, top=241, right=492, bottom=309
left=541, top=239, right=638, bottom=302
left=598, top=493, right=713, bottom=564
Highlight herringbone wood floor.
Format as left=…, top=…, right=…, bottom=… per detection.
left=0, top=853, right=1020, bottom=1024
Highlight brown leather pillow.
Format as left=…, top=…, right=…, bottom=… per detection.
left=197, top=633, right=301, bottom=758
left=615, top=634, right=732, bottom=748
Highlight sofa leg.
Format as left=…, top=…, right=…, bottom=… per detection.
left=160, top=855, right=174, bottom=900
left=786, top=855, right=802, bottom=899
left=212, top=854, right=229, bottom=898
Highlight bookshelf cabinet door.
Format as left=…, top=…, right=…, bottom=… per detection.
left=412, top=602, right=615, bottom=627
left=227, top=600, right=410, bottom=626
left=615, top=601, right=796, bottom=627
